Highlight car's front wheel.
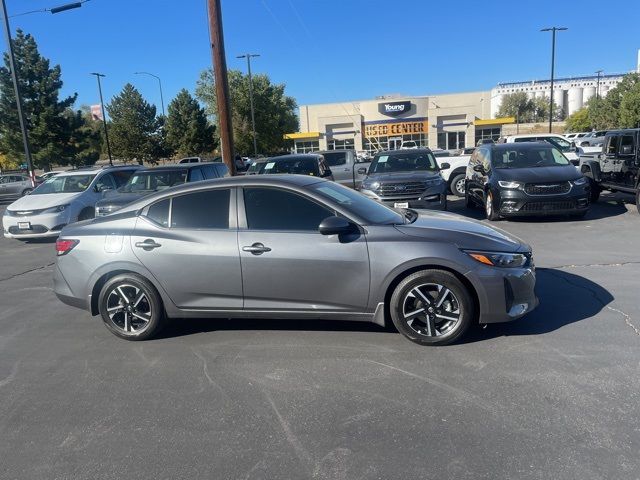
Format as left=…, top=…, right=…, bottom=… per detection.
left=389, top=269, right=474, bottom=346
left=485, top=190, right=500, bottom=221
left=98, top=273, right=165, bottom=340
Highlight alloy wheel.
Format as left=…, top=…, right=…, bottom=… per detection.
left=485, top=192, right=493, bottom=218
left=454, top=178, right=466, bottom=196
left=401, top=283, right=461, bottom=337
left=105, top=284, right=153, bottom=335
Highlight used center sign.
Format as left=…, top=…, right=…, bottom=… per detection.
left=378, top=101, right=412, bottom=117
left=364, top=121, right=428, bottom=137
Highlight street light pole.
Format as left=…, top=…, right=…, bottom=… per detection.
left=134, top=71, right=165, bottom=117
left=595, top=70, right=603, bottom=99
left=237, top=53, right=260, bottom=156
left=90, top=73, right=113, bottom=166
left=1, top=0, right=86, bottom=183
left=1, top=0, right=35, bottom=185
left=541, top=26, right=567, bottom=133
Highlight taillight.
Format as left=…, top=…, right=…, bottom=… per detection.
left=56, top=239, right=79, bottom=256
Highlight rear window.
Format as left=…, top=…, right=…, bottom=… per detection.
left=263, top=158, right=319, bottom=176
left=321, top=152, right=347, bottom=166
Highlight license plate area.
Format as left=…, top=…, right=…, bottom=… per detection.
left=394, top=202, right=409, bottom=208
left=18, top=221, right=31, bottom=230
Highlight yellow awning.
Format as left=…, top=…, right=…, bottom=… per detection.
left=283, top=131, right=321, bottom=140
left=474, top=117, right=516, bottom=126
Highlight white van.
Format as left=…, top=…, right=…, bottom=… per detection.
left=498, top=134, right=579, bottom=164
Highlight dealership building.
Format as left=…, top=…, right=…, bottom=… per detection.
left=285, top=73, right=626, bottom=154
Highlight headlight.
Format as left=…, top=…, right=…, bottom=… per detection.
left=424, top=177, right=443, bottom=187
left=43, top=204, right=69, bottom=214
left=363, top=181, right=380, bottom=190
left=572, top=177, right=587, bottom=186
left=498, top=181, right=523, bottom=189
left=463, top=250, right=530, bottom=268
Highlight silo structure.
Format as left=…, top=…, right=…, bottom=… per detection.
left=553, top=89, right=566, bottom=113
left=567, top=87, right=583, bottom=115
left=583, top=86, right=596, bottom=104
left=526, top=91, right=535, bottom=100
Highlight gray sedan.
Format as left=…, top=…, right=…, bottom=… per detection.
left=53, top=175, right=538, bottom=345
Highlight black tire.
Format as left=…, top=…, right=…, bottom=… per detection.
left=21, top=188, right=32, bottom=196
left=449, top=173, right=466, bottom=197
left=78, top=207, right=94, bottom=221
left=98, top=273, right=165, bottom=341
left=636, top=189, right=640, bottom=215
left=589, top=181, right=601, bottom=203
left=464, top=188, right=475, bottom=209
left=484, top=190, right=500, bottom=221
left=389, top=269, right=474, bottom=346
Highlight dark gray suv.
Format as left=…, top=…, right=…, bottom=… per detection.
left=54, top=175, right=537, bottom=346
left=359, top=149, right=449, bottom=210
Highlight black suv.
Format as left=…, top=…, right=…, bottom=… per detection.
left=94, top=162, right=228, bottom=217
left=465, top=142, right=590, bottom=220
left=579, top=129, right=640, bottom=213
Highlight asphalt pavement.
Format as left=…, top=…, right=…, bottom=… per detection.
left=1, top=193, right=639, bottom=480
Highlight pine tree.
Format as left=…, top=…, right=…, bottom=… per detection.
left=0, top=30, right=78, bottom=169
left=165, top=89, right=215, bottom=157
left=106, top=83, right=160, bottom=163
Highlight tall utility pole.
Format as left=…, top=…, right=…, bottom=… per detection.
left=237, top=53, right=260, bottom=156
left=595, top=70, right=603, bottom=99
left=134, top=71, right=165, bottom=117
left=207, top=0, right=235, bottom=175
left=541, top=26, right=567, bottom=133
left=90, top=73, right=113, bottom=165
left=1, top=0, right=35, bottom=185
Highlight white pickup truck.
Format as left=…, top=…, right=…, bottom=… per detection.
left=435, top=154, right=471, bottom=197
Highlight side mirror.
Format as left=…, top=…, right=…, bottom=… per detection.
left=440, top=162, right=451, bottom=170
left=473, top=164, right=485, bottom=174
left=357, top=167, right=368, bottom=175
left=319, top=216, right=354, bottom=235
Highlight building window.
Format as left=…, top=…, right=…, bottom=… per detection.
left=363, top=133, right=427, bottom=154
left=294, top=140, right=319, bottom=153
left=327, top=138, right=355, bottom=150
left=437, top=131, right=465, bottom=150
left=475, top=127, right=501, bottom=144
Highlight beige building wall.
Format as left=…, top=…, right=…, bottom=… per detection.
left=426, top=91, right=492, bottom=148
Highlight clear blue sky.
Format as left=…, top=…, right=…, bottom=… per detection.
left=6, top=0, right=640, bottom=114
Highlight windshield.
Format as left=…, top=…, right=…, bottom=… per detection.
left=247, top=162, right=267, bottom=174
left=121, top=170, right=188, bottom=193
left=263, top=158, right=318, bottom=175
left=544, top=136, right=572, bottom=152
left=310, top=182, right=404, bottom=225
left=493, top=146, right=571, bottom=169
left=31, top=174, right=95, bottom=194
left=369, top=151, right=438, bottom=174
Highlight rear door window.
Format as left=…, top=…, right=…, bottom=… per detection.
left=170, top=189, right=230, bottom=229
left=145, top=199, right=170, bottom=227
left=202, top=165, right=217, bottom=179
left=189, top=168, right=205, bottom=182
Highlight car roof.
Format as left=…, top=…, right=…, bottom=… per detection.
left=268, top=154, right=321, bottom=161
left=487, top=142, right=556, bottom=151
left=504, top=133, right=563, bottom=139
left=55, top=165, right=138, bottom=176
left=317, top=149, right=351, bottom=154
left=135, top=162, right=219, bottom=173
left=373, top=148, right=433, bottom=155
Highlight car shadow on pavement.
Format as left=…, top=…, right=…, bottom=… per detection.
left=461, top=267, right=614, bottom=343
left=157, top=268, right=612, bottom=344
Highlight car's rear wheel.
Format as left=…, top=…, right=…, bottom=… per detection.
left=449, top=173, right=466, bottom=197
left=389, top=270, right=474, bottom=346
left=589, top=180, right=601, bottom=203
left=98, top=273, right=165, bottom=340
left=485, top=190, right=500, bottom=221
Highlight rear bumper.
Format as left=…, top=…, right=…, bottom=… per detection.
left=53, top=264, right=90, bottom=311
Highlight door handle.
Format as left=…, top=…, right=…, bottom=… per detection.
left=242, top=242, right=271, bottom=255
left=135, top=239, right=162, bottom=250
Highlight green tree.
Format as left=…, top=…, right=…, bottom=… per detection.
left=587, top=73, right=640, bottom=129
left=196, top=69, right=298, bottom=155
left=0, top=30, right=79, bottom=169
left=497, top=92, right=564, bottom=122
left=106, top=83, right=160, bottom=163
left=165, top=89, right=216, bottom=157
left=565, top=107, right=592, bottom=132
left=619, top=80, right=640, bottom=128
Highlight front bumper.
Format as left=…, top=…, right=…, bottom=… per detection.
left=2, top=211, right=70, bottom=239
left=467, top=264, right=539, bottom=324
left=495, top=186, right=589, bottom=217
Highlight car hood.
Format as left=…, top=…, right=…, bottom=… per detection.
left=6, top=192, right=82, bottom=211
left=494, top=165, right=581, bottom=183
left=96, top=191, right=149, bottom=208
left=364, top=171, right=442, bottom=183
left=395, top=211, right=530, bottom=253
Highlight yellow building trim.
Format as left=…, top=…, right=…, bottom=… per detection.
left=475, top=117, right=516, bottom=126
left=283, top=132, right=321, bottom=140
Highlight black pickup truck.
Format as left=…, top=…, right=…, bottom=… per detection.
left=579, top=128, right=640, bottom=213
